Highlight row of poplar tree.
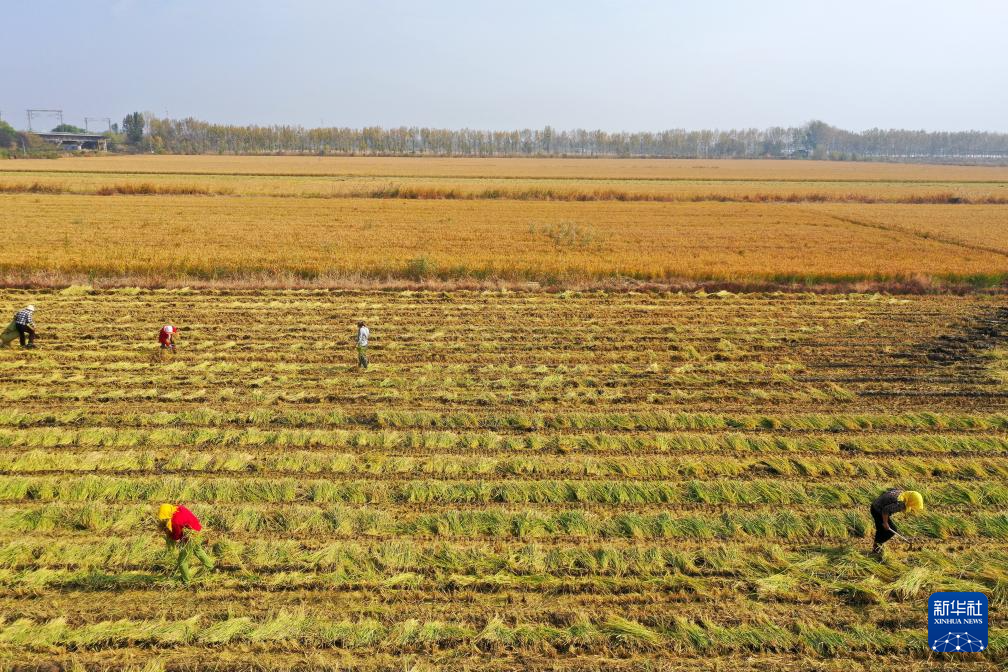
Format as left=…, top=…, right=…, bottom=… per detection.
left=118, top=116, right=1008, bottom=160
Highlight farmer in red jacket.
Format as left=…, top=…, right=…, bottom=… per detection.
left=158, top=503, right=214, bottom=583
left=158, top=325, right=177, bottom=351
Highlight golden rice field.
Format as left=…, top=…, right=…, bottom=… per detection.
left=5, top=155, right=1008, bottom=180
left=4, top=195, right=1007, bottom=285
left=1, top=156, right=1006, bottom=670
left=5, top=169, right=1008, bottom=203
left=1, top=156, right=1007, bottom=288
left=0, top=288, right=1006, bottom=671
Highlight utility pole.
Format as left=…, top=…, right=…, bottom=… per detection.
left=26, top=109, right=63, bottom=132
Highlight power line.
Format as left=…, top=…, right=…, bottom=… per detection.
left=85, top=117, right=112, bottom=133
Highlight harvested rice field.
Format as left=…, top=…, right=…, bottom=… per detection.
left=0, top=288, right=1006, bottom=670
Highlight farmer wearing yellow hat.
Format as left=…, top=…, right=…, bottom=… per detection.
left=870, top=489, right=924, bottom=554
left=157, top=503, right=214, bottom=583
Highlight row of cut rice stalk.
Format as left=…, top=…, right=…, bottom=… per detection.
left=0, top=384, right=847, bottom=406
left=1, top=613, right=1003, bottom=657
left=0, top=370, right=809, bottom=394
left=1, top=428, right=1005, bottom=457
left=2, top=542, right=1004, bottom=610
left=0, top=565, right=717, bottom=596
left=0, top=369, right=820, bottom=395
left=3, top=502, right=1006, bottom=541
left=0, top=386, right=816, bottom=407
left=0, top=358, right=807, bottom=379
left=0, top=355, right=796, bottom=376
left=1, top=533, right=1002, bottom=580
left=3, top=536, right=1004, bottom=606
left=2, top=475, right=1006, bottom=508
left=0, top=322, right=859, bottom=344
left=0, top=336, right=820, bottom=362
left=753, top=543, right=1008, bottom=605
left=1, top=408, right=1003, bottom=432
left=0, top=334, right=783, bottom=357
left=4, top=448, right=1006, bottom=480
left=0, top=563, right=981, bottom=604
left=0, top=537, right=775, bottom=575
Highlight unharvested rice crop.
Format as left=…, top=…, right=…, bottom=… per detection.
left=1, top=157, right=1007, bottom=288
left=0, top=196, right=1006, bottom=287
left=812, top=203, right=1008, bottom=255
left=4, top=172, right=1008, bottom=203
left=0, top=288, right=1005, bottom=670
left=4, top=155, right=1008, bottom=181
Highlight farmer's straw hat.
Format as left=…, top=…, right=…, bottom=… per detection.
left=899, top=491, right=924, bottom=512
left=158, top=503, right=178, bottom=532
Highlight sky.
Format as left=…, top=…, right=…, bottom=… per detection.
left=3, top=0, right=1006, bottom=132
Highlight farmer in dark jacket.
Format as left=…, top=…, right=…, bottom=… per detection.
left=870, top=488, right=924, bottom=553
left=14, top=305, right=36, bottom=348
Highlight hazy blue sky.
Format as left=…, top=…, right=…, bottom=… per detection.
left=3, top=0, right=1005, bottom=132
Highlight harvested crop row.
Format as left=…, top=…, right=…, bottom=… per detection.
left=1, top=288, right=1005, bottom=669
left=4, top=429, right=1008, bottom=460
left=4, top=449, right=1007, bottom=480
left=3, top=502, right=1006, bottom=542
left=1, top=407, right=1004, bottom=432
left=0, top=613, right=1004, bottom=660
left=2, top=537, right=1004, bottom=603
left=1, top=474, right=1005, bottom=509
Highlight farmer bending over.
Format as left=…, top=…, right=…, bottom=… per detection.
left=354, top=320, right=370, bottom=369
left=14, top=305, right=37, bottom=349
left=158, top=324, right=177, bottom=351
left=158, top=503, right=214, bottom=583
left=870, top=488, right=923, bottom=554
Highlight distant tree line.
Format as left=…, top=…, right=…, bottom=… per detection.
left=129, top=118, right=1008, bottom=161
left=7, top=113, right=1008, bottom=162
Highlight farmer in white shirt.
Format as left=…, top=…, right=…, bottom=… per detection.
left=354, top=321, right=370, bottom=369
